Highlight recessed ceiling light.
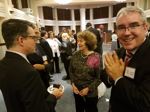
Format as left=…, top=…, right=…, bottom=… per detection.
left=115, top=0, right=126, bottom=2
left=55, top=0, right=72, bottom=5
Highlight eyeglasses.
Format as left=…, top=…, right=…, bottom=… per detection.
left=116, top=22, right=144, bottom=33
left=27, top=36, right=40, bottom=41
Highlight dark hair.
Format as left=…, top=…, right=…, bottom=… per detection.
left=72, top=30, right=75, bottom=33
left=48, top=31, right=55, bottom=37
left=41, top=30, right=47, bottom=37
left=41, top=27, right=45, bottom=31
left=77, top=31, right=97, bottom=50
left=86, top=22, right=92, bottom=28
left=2, top=19, right=34, bottom=48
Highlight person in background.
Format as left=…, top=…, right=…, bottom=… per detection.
left=40, top=30, right=54, bottom=74
left=111, top=30, right=118, bottom=51
left=27, top=26, right=52, bottom=88
left=72, top=30, right=78, bottom=50
left=86, top=22, right=103, bottom=55
left=101, top=6, right=150, bottom=112
left=68, top=29, right=76, bottom=53
left=99, top=24, right=106, bottom=43
left=60, top=32, right=74, bottom=80
left=0, top=19, right=63, bottom=112
left=147, top=27, right=150, bottom=38
left=86, top=22, right=103, bottom=71
left=28, top=26, right=64, bottom=112
left=69, top=31, right=101, bottom=112
left=47, top=31, right=61, bottom=73
left=57, top=27, right=67, bottom=42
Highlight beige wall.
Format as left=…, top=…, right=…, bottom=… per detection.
left=0, top=18, right=7, bottom=59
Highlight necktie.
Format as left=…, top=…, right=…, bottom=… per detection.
left=125, top=50, right=133, bottom=66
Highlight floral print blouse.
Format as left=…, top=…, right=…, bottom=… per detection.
left=69, top=51, right=101, bottom=97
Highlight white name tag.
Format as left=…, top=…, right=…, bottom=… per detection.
left=124, top=67, right=136, bottom=79
left=42, top=56, right=47, bottom=61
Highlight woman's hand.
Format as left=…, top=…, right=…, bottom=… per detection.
left=72, top=83, right=80, bottom=94
left=79, top=87, right=89, bottom=96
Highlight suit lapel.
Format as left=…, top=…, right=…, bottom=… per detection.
left=129, top=38, right=150, bottom=68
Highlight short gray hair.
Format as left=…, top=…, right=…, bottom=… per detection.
left=116, top=6, right=147, bottom=23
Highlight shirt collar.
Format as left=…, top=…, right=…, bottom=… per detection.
left=7, top=50, right=30, bottom=63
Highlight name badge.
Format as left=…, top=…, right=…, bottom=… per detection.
left=42, top=56, right=47, bottom=61
left=124, top=67, right=136, bottom=79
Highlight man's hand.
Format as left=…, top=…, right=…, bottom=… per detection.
left=33, top=64, right=45, bottom=70
left=104, top=51, right=125, bottom=80
left=52, top=88, right=64, bottom=99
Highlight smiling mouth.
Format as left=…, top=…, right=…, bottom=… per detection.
left=122, top=37, right=134, bottom=42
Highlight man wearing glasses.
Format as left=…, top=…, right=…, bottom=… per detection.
left=101, top=6, right=150, bottom=112
left=0, top=19, right=62, bottom=112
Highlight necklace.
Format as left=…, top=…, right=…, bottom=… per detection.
left=81, top=53, right=88, bottom=59
left=81, top=51, right=93, bottom=62
left=81, top=51, right=94, bottom=58
left=80, top=53, right=88, bottom=64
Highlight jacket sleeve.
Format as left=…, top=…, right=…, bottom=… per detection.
left=100, top=69, right=114, bottom=88
left=20, top=70, right=55, bottom=112
left=46, top=94, right=57, bottom=112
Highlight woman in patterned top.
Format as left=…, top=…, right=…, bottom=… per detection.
left=69, top=31, right=102, bottom=112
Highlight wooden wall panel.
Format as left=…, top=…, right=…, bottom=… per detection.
left=74, top=9, right=80, bottom=20
left=93, top=6, right=108, bottom=19
left=12, top=0, right=18, bottom=9
left=59, top=26, right=71, bottom=33
left=113, top=3, right=126, bottom=17
left=21, top=0, right=28, bottom=8
left=45, top=26, right=53, bottom=32
left=43, top=7, right=53, bottom=20
left=57, top=9, right=71, bottom=20
left=76, top=25, right=81, bottom=33
left=86, top=9, right=90, bottom=20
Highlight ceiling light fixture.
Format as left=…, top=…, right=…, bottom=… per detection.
left=115, top=0, right=126, bottom=2
left=55, top=0, right=72, bottom=5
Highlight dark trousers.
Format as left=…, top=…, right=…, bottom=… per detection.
left=63, top=59, right=70, bottom=78
left=52, top=53, right=60, bottom=73
left=74, top=93, right=98, bottom=112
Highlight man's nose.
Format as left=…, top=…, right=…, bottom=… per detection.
left=124, top=27, right=132, bottom=35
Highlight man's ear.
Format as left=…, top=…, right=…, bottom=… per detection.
left=144, top=22, right=149, bottom=31
left=16, top=36, right=24, bottom=46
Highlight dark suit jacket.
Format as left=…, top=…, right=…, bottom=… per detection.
left=27, top=53, right=50, bottom=88
left=87, top=27, right=103, bottom=55
left=0, top=52, right=56, bottom=112
left=39, top=38, right=53, bottom=62
left=101, top=38, right=150, bottom=112
left=60, top=41, right=73, bottom=63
